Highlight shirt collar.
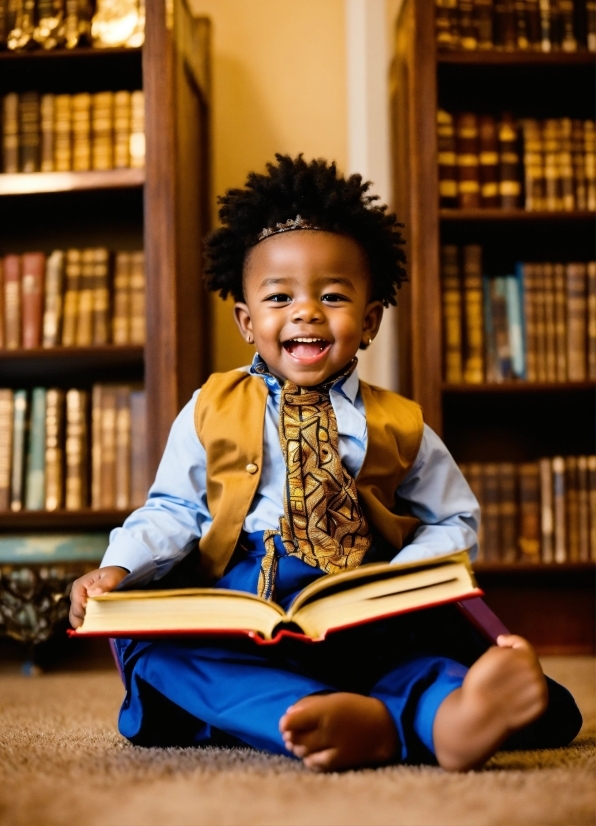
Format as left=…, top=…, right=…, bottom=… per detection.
left=248, top=353, right=360, bottom=405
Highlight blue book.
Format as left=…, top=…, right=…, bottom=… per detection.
left=25, top=387, right=46, bottom=510
left=10, top=390, right=28, bottom=512
left=505, top=273, right=525, bottom=379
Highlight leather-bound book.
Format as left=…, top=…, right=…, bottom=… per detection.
left=2, top=93, right=19, bottom=173
left=0, top=257, right=4, bottom=348
left=485, top=277, right=514, bottom=381
left=91, top=384, right=102, bottom=509
left=542, top=262, right=557, bottom=382
left=44, top=387, right=64, bottom=511
left=465, top=462, right=485, bottom=557
left=521, top=119, right=544, bottom=211
left=587, top=261, right=596, bottom=380
left=437, top=110, right=458, bottom=208
left=441, top=245, right=463, bottom=383
left=130, top=389, right=147, bottom=508
left=522, top=263, right=538, bottom=381
left=10, top=389, right=27, bottom=512
left=588, top=456, right=596, bottom=560
left=21, top=251, right=45, bottom=350
left=462, top=245, right=485, bottom=382
left=478, top=115, right=499, bottom=207
left=72, top=92, right=91, bottom=171
left=564, top=456, right=580, bottom=562
left=18, top=91, right=40, bottom=173
left=42, top=250, right=65, bottom=348
left=494, top=0, right=517, bottom=48
left=498, top=462, right=518, bottom=562
left=559, top=0, right=578, bottom=50
left=543, top=119, right=562, bottom=210
left=456, top=114, right=481, bottom=208
left=129, top=251, right=145, bottom=344
left=61, top=249, right=81, bottom=346
left=474, top=0, right=494, bottom=49
left=4, top=254, right=21, bottom=350
left=588, top=0, right=596, bottom=51
left=525, top=0, right=542, bottom=48
left=518, top=463, right=541, bottom=561
left=115, top=385, right=131, bottom=510
left=514, top=0, right=529, bottom=47
left=559, top=118, right=575, bottom=210
left=533, top=263, right=548, bottom=381
left=0, top=1, right=7, bottom=49
left=584, top=120, right=596, bottom=211
left=566, top=263, right=587, bottom=381
left=54, top=94, right=72, bottom=172
left=129, top=90, right=145, bottom=169
left=459, top=0, right=478, bottom=47
left=435, top=0, right=459, bottom=50
left=91, top=247, right=110, bottom=345
left=483, top=276, right=498, bottom=382
left=539, top=457, right=554, bottom=562
left=24, top=387, right=46, bottom=510
left=40, top=94, right=54, bottom=172
left=91, top=91, right=114, bottom=171
left=99, top=385, right=118, bottom=509
left=552, top=456, right=566, bottom=563
left=553, top=263, right=568, bottom=382
left=0, top=389, right=14, bottom=511
left=65, top=388, right=88, bottom=510
left=571, top=119, right=587, bottom=211
left=498, top=114, right=521, bottom=209
left=548, top=0, right=562, bottom=47
left=65, top=0, right=92, bottom=49
left=34, top=0, right=66, bottom=49
left=482, top=463, right=501, bottom=561
left=112, top=251, right=131, bottom=344
left=75, top=248, right=94, bottom=346
left=576, top=456, right=590, bottom=562
left=113, top=90, right=131, bottom=168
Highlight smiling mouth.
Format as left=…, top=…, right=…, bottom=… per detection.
left=283, top=338, right=330, bottom=359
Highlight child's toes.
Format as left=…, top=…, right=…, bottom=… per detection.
left=279, top=698, right=321, bottom=734
left=303, top=748, right=339, bottom=772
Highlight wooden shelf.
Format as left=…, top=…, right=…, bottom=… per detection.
left=0, top=46, right=141, bottom=61
left=440, top=208, right=596, bottom=221
left=474, top=561, right=595, bottom=575
left=443, top=380, right=596, bottom=394
left=437, top=50, right=596, bottom=66
left=0, top=510, right=132, bottom=530
left=0, top=345, right=144, bottom=385
left=0, top=344, right=144, bottom=365
left=0, top=169, right=145, bottom=196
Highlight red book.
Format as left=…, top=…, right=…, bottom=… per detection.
left=3, top=254, right=21, bottom=350
left=21, top=252, right=46, bottom=349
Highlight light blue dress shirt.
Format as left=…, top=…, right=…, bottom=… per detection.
left=102, top=362, right=480, bottom=587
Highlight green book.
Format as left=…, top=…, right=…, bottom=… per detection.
left=25, top=387, right=47, bottom=510
left=10, top=390, right=28, bottom=512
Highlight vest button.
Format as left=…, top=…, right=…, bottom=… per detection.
left=246, top=463, right=258, bottom=474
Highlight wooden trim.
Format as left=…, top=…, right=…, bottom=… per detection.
left=440, top=208, right=596, bottom=221
left=0, top=46, right=141, bottom=60
left=0, top=510, right=132, bottom=530
left=0, top=169, right=144, bottom=196
left=437, top=50, right=596, bottom=66
left=0, top=345, right=144, bottom=363
left=443, top=380, right=596, bottom=393
left=474, top=561, right=595, bottom=575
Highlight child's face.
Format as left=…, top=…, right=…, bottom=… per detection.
left=234, top=230, right=383, bottom=387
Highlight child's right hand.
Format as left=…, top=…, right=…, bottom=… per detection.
left=69, top=566, right=129, bottom=629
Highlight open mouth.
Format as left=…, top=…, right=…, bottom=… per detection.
left=283, top=337, right=330, bottom=359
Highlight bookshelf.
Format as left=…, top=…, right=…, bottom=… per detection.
left=391, top=0, right=595, bottom=654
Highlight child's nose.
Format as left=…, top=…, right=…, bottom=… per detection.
left=291, top=298, right=322, bottom=323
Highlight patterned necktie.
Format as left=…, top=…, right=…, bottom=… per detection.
left=253, top=357, right=372, bottom=600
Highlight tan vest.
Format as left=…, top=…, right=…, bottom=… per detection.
left=194, top=370, right=424, bottom=582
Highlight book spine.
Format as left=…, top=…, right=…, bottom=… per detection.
left=72, top=92, right=91, bottom=172
left=558, top=117, right=575, bottom=211
left=505, top=272, right=524, bottom=378
left=0, top=1, right=7, bottom=50
left=522, top=119, right=544, bottom=211
left=539, top=457, right=554, bottom=562
left=54, top=94, right=72, bottom=172
left=113, top=90, right=131, bottom=168
left=19, top=90, right=40, bottom=173
left=585, top=120, right=596, bottom=211
left=115, top=385, right=131, bottom=509
left=24, top=387, right=46, bottom=510
left=10, top=389, right=27, bottom=512
left=552, top=263, right=568, bottom=381
left=441, top=245, right=463, bottom=383
left=552, top=455, right=566, bottom=563
left=465, top=462, right=485, bottom=558
left=514, top=0, right=530, bottom=46
left=112, top=252, right=131, bottom=344
left=559, top=0, right=578, bottom=49
left=478, top=115, right=500, bottom=207
left=0, top=257, right=3, bottom=349
left=2, top=93, right=19, bottom=173
left=542, top=262, right=557, bottom=382
left=21, top=251, right=45, bottom=350
left=61, top=249, right=80, bottom=347
left=92, top=91, right=114, bottom=171
left=483, top=275, right=498, bottom=382
left=566, top=262, right=587, bottom=381
left=42, top=250, right=65, bottom=348
left=459, top=0, right=479, bottom=47
left=588, top=0, right=596, bottom=50
left=498, top=113, right=521, bottom=208
left=518, top=462, right=541, bottom=561
left=588, top=455, right=596, bottom=560
left=91, top=248, right=110, bottom=345
left=571, top=119, right=587, bottom=211
left=75, top=248, right=95, bottom=346
left=492, top=277, right=514, bottom=380
left=576, top=455, right=590, bottom=561
left=498, top=462, right=518, bottom=561
left=130, top=389, right=148, bottom=508
left=494, top=0, right=517, bottom=48
left=543, top=119, right=562, bottom=210
left=100, top=385, right=117, bottom=509
left=482, top=463, right=501, bottom=561
left=565, top=455, right=580, bottom=561
left=91, top=384, right=102, bottom=509
left=588, top=261, right=596, bottom=380
left=40, top=93, right=54, bottom=173
left=525, top=0, right=543, bottom=47
left=534, top=263, right=548, bottom=382
left=65, top=388, right=88, bottom=510
left=474, top=0, right=494, bottom=49
left=436, top=0, right=460, bottom=50
left=0, top=389, right=13, bottom=510
left=437, top=110, right=458, bottom=208
left=522, top=263, right=538, bottom=381
left=3, top=253, right=21, bottom=349
left=456, top=113, right=481, bottom=209
left=129, top=251, right=146, bottom=344
left=129, top=90, right=145, bottom=169
left=44, top=387, right=64, bottom=511
left=462, top=245, right=485, bottom=382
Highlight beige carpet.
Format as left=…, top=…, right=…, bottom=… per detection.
left=0, top=655, right=594, bottom=826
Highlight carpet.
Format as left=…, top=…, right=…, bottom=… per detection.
left=0, top=653, right=594, bottom=826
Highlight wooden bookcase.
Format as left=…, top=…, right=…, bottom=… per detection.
left=0, top=0, right=211, bottom=535
left=391, top=0, right=595, bottom=654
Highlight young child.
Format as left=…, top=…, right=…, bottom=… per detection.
left=70, top=155, right=581, bottom=772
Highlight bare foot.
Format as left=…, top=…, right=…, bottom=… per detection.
left=433, top=634, right=549, bottom=772
left=279, top=692, right=398, bottom=772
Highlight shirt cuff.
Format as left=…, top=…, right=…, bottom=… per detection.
left=390, top=525, right=478, bottom=564
left=101, top=528, right=159, bottom=588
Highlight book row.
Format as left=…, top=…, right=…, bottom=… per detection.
left=0, top=385, right=148, bottom=513
left=436, top=0, right=596, bottom=52
left=438, top=112, right=596, bottom=211
left=0, top=0, right=144, bottom=51
left=2, top=90, right=145, bottom=174
left=442, top=246, right=596, bottom=383
left=0, top=249, right=145, bottom=350
left=459, top=456, right=596, bottom=564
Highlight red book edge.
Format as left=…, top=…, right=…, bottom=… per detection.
left=21, top=252, right=45, bottom=349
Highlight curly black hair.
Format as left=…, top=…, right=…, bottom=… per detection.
left=204, top=154, right=407, bottom=306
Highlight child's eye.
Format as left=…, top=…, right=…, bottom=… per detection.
left=265, top=293, right=291, bottom=303
left=321, top=293, right=348, bottom=303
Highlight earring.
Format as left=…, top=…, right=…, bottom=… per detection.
left=246, top=334, right=253, bottom=344
left=363, top=337, right=373, bottom=349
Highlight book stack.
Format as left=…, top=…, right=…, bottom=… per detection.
left=1, top=90, right=145, bottom=174
left=438, top=110, right=596, bottom=210
left=0, top=0, right=144, bottom=51
left=460, top=456, right=596, bottom=564
left=0, top=385, right=148, bottom=513
left=0, top=249, right=146, bottom=349
left=436, top=0, right=596, bottom=52
left=441, top=245, right=596, bottom=383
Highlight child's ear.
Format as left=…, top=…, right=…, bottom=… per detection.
left=361, top=301, right=384, bottom=347
left=234, top=302, right=254, bottom=344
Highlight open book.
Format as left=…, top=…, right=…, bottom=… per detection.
left=71, top=550, right=505, bottom=644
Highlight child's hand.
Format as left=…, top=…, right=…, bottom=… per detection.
left=69, top=566, right=129, bottom=629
